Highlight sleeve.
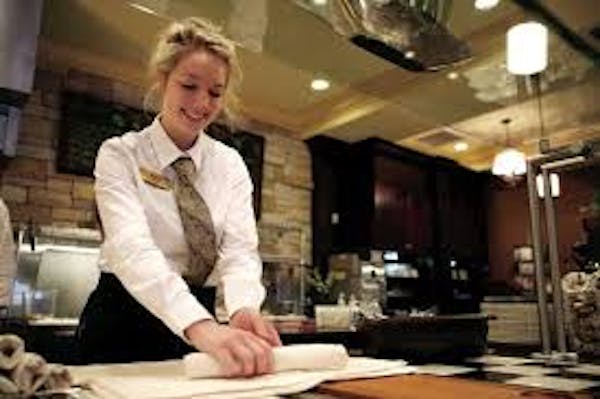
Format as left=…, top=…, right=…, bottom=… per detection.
left=94, top=139, right=213, bottom=338
left=217, top=153, right=266, bottom=317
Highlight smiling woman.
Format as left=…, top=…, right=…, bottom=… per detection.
left=76, top=17, right=281, bottom=377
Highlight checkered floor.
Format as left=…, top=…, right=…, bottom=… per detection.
left=292, top=353, right=600, bottom=399
left=417, top=354, right=600, bottom=395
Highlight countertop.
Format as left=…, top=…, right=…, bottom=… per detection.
left=483, top=295, right=540, bottom=303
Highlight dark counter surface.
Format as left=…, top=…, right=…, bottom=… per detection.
left=483, top=295, right=540, bottom=303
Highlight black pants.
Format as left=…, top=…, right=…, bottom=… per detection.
left=76, top=273, right=215, bottom=364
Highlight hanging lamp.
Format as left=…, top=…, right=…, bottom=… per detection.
left=492, top=118, right=526, bottom=181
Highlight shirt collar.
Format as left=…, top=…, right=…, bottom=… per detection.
left=149, top=116, right=207, bottom=172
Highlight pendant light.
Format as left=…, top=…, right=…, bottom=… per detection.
left=492, top=118, right=526, bottom=180
left=507, top=22, right=548, bottom=75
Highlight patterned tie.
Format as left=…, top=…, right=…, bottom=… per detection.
left=171, top=157, right=217, bottom=285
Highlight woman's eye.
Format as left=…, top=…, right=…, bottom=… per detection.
left=181, top=83, right=196, bottom=90
left=209, top=91, right=223, bottom=99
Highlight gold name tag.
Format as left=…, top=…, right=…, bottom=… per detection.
left=139, top=167, right=172, bottom=190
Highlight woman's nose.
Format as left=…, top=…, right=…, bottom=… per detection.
left=191, top=91, right=212, bottom=114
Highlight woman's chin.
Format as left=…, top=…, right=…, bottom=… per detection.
left=179, top=120, right=205, bottom=134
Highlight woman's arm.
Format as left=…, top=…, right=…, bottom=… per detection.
left=215, top=153, right=281, bottom=346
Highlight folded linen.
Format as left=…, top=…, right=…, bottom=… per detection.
left=75, top=356, right=416, bottom=399
left=183, top=344, right=349, bottom=379
left=44, top=364, right=74, bottom=391
left=0, top=374, right=18, bottom=394
left=10, top=353, right=49, bottom=395
left=0, top=334, right=25, bottom=370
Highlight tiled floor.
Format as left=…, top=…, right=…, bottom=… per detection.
left=448, top=353, right=600, bottom=395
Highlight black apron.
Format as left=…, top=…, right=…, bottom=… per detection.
left=76, top=273, right=216, bottom=364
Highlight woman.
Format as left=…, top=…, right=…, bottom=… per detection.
left=77, top=17, right=281, bottom=377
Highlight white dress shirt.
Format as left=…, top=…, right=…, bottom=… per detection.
left=95, top=117, right=265, bottom=338
left=0, top=198, right=16, bottom=307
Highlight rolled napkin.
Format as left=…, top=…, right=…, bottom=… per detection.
left=0, top=334, right=25, bottom=370
left=184, top=344, right=349, bottom=379
left=10, top=353, right=49, bottom=395
left=43, top=364, right=73, bottom=391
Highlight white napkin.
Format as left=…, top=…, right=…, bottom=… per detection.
left=0, top=374, right=18, bottom=394
left=43, top=364, right=74, bottom=391
left=10, top=353, right=49, bottom=395
left=71, top=355, right=417, bottom=399
left=0, top=334, right=25, bottom=370
left=183, top=344, right=349, bottom=379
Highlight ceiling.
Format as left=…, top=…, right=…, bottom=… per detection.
left=37, top=0, right=600, bottom=171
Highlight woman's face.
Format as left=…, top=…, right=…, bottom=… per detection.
left=160, top=49, right=228, bottom=148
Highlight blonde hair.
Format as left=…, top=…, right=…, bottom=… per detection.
left=145, top=17, right=242, bottom=126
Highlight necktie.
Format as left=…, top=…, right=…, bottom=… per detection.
left=171, top=157, right=217, bottom=285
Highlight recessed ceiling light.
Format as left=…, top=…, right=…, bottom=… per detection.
left=447, top=71, right=459, bottom=80
left=454, top=141, right=469, bottom=152
left=312, top=0, right=327, bottom=5
left=311, top=79, right=330, bottom=91
left=474, top=0, right=499, bottom=11
left=129, top=2, right=157, bottom=15
left=405, top=51, right=416, bottom=59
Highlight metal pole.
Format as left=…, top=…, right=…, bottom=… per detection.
left=541, top=168, right=568, bottom=353
left=526, top=162, right=552, bottom=354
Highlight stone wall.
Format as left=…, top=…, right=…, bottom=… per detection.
left=0, top=68, right=313, bottom=263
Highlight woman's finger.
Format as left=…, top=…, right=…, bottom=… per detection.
left=242, top=335, right=273, bottom=375
left=265, top=322, right=282, bottom=346
left=247, top=315, right=281, bottom=347
left=229, top=339, right=257, bottom=377
left=213, top=347, right=239, bottom=378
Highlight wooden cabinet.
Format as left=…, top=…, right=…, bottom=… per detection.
left=372, top=154, right=434, bottom=251
left=308, top=136, right=488, bottom=257
left=433, top=159, right=488, bottom=260
left=306, top=136, right=352, bottom=271
left=343, top=138, right=436, bottom=253
left=307, top=136, right=488, bottom=312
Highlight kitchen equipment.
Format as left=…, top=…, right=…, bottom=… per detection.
left=262, top=256, right=305, bottom=316
left=13, top=226, right=101, bottom=318
left=23, top=288, right=57, bottom=319
left=328, top=253, right=361, bottom=301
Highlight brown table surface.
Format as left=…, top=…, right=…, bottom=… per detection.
left=317, top=374, right=591, bottom=399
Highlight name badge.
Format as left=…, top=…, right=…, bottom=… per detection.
left=139, top=167, right=172, bottom=190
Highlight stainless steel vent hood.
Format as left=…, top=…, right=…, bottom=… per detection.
left=294, top=0, right=471, bottom=72
left=0, top=0, right=43, bottom=157
left=0, top=0, right=44, bottom=107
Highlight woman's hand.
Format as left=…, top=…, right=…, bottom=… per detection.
left=184, top=319, right=274, bottom=377
left=229, top=308, right=282, bottom=347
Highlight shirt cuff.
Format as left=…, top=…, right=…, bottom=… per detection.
left=164, top=291, right=215, bottom=340
left=223, top=276, right=265, bottom=319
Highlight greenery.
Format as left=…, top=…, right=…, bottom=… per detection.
left=305, top=268, right=336, bottom=306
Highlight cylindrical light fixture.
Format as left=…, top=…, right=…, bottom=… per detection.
left=475, top=0, right=499, bottom=11
left=507, top=21, right=548, bottom=75
left=536, top=173, right=560, bottom=198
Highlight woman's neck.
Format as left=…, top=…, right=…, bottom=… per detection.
left=159, top=116, right=199, bottom=151
left=170, top=133, right=198, bottom=151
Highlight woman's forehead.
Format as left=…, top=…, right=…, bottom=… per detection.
left=173, top=50, right=228, bottom=83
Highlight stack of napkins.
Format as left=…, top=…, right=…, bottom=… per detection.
left=0, top=334, right=73, bottom=395
left=72, top=344, right=416, bottom=399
